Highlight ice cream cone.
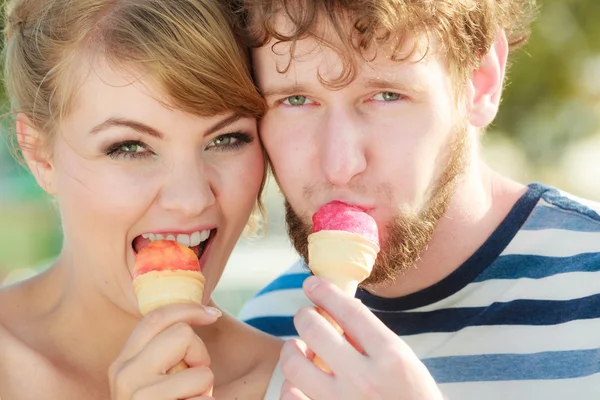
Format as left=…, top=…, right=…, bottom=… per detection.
left=308, top=230, right=379, bottom=373
left=132, top=240, right=206, bottom=374
left=133, top=270, right=206, bottom=316
left=308, top=230, right=379, bottom=295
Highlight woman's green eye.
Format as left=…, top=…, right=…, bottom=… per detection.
left=213, top=136, right=234, bottom=146
left=119, top=143, right=144, bottom=153
left=285, top=95, right=307, bottom=106
left=106, top=140, right=152, bottom=160
left=205, top=133, right=251, bottom=152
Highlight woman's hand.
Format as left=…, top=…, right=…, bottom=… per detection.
left=279, top=276, right=444, bottom=400
left=109, top=303, right=221, bottom=400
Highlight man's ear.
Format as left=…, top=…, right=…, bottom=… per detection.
left=466, top=30, right=509, bottom=128
left=16, top=114, right=57, bottom=195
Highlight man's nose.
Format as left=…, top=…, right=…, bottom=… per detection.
left=319, top=107, right=367, bottom=186
left=158, top=160, right=216, bottom=217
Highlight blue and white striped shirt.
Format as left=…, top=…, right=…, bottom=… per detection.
left=241, top=183, right=600, bottom=399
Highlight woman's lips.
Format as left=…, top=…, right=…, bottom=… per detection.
left=132, top=229, right=217, bottom=262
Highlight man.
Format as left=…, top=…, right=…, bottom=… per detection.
left=237, top=1, right=600, bottom=398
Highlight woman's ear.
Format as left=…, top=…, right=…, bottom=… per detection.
left=16, top=114, right=57, bottom=195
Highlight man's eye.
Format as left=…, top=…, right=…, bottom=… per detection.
left=282, top=95, right=312, bottom=106
left=372, top=92, right=402, bottom=101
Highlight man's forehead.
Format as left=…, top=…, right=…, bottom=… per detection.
left=253, top=35, right=435, bottom=92
left=260, top=24, right=429, bottom=59
left=252, top=12, right=438, bottom=85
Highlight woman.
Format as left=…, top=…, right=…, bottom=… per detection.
left=0, top=0, right=282, bottom=398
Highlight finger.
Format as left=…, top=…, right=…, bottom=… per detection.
left=131, top=365, right=214, bottom=400
left=303, top=276, right=402, bottom=358
left=118, top=303, right=220, bottom=362
left=280, top=339, right=333, bottom=400
left=315, top=307, right=364, bottom=353
left=293, top=338, right=314, bottom=360
left=133, top=321, right=210, bottom=374
left=281, top=380, right=311, bottom=400
left=111, top=322, right=211, bottom=396
left=293, top=306, right=363, bottom=373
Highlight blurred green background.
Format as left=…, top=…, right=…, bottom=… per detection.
left=1, top=0, right=600, bottom=313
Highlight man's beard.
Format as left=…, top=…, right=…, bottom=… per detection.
left=284, top=122, right=469, bottom=288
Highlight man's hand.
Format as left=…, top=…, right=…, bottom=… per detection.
left=109, top=304, right=220, bottom=400
left=279, top=276, right=444, bottom=400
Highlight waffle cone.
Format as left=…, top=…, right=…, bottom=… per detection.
left=133, top=270, right=205, bottom=316
left=308, top=230, right=378, bottom=373
left=308, top=230, right=379, bottom=295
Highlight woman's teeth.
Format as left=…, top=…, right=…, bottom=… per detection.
left=141, top=230, right=210, bottom=247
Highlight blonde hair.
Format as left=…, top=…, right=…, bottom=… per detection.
left=4, top=0, right=268, bottom=232
left=239, top=0, right=538, bottom=89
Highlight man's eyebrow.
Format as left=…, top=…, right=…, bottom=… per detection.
left=261, top=84, right=308, bottom=99
left=362, top=78, right=425, bottom=93
left=88, top=114, right=243, bottom=138
left=260, top=79, right=424, bottom=99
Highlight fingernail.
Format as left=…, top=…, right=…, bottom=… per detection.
left=304, top=275, right=320, bottom=292
left=203, top=305, right=222, bottom=318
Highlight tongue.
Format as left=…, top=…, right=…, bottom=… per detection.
left=133, top=236, right=202, bottom=258
left=133, top=236, right=151, bottom=253
left=190, top=244, right=201, bottom=257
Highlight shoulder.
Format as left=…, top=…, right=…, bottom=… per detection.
left=510, top=184, right=600, bottom=254
left=238, top=260, right=312, bottom=337
left=0, top=284, right=24, bottom=329
left=0, top=322, right=11, bottom=390
left=0, top=318, right=18, bottom=358
left=257, top=259, right=312, bottom=291
left=263, top=360, right=284, bottom=400
left=0, top=318, right=64, bottom=399
left=0, top=282, right=40, bottom=360
left=0, top=308, right=37, bottom=393
left=492, top=184, right=600, bottom=278
left=526, top=184, right=600, bottom=229
left=245, top=330, right=283, bottom=400
left=0, top=277, right=52, bottom=363
left=212, top=314, right=282, bottom=399
left=0, top=275, right=42, bottom=328
left=210, top=313, right=282, bottom=368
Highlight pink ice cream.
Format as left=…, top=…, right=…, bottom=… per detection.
left=312, top=201, right=379, bottom=246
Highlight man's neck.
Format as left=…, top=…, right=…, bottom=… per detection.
left=364, top=160, right=527, bottom=299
